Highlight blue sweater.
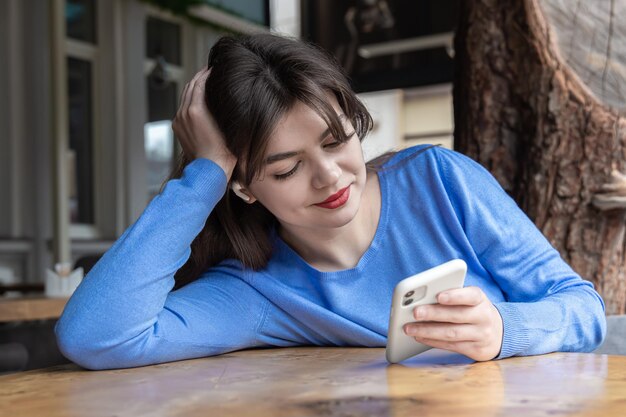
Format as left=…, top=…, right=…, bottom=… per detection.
left=55, top=146, right=607, bottom=370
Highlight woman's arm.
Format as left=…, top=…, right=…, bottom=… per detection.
left=55, top=159, right=269, bottom=370
left=435, top=148, right=607, bottom=359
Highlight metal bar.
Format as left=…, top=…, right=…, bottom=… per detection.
left=358, top=32, right=454, bottom=59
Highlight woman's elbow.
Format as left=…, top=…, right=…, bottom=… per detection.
left=589, top=311, right=607, bottom=352
left=575, top=293, right=607, bottom=353
left=589, top=290, right=608, bottom=351
left=55, top=321, right=116, bottom=370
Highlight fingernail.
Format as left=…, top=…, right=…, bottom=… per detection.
left=404, top=325, right=415, bottom=336
left=439, top=293, right=449, bottom=303
left=414, top=307, right=422, bottom=319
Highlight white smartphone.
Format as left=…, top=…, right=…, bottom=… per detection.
left=386, top=259, right=467, bottom=363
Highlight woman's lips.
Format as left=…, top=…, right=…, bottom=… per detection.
left=314, top=186, right=351, bottom=209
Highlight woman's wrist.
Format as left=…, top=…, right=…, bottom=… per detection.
left=197, top=154, right=235, bottom=180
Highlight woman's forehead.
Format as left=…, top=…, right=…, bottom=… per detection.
left=244, top=96, right=351, bottom=182
left=268, top=99, right=345, bottom=150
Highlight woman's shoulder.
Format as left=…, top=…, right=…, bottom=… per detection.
left=376, top=144, right=446, bottom=174
left=378, top=144, right=483, bottom=177
left=192, top=258, right=250, bottom=284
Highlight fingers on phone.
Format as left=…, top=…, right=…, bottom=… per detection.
left=438, top=286, right=484, bottom=306
left=413, top=304, right=476, bottom=324
left=405, top=323, right=475, bottom=342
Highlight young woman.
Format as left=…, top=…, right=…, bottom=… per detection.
left=55, top=34, right=606, bottom=370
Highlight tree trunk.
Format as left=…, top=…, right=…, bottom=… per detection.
left=453, top=0, right=626, bottom=314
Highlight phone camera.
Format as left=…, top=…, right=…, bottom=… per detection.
left=405, top=290, right=414, bottom=298
left=403, top=298, right=413, bottom=306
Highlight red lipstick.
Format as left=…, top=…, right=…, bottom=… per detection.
left=314, top=186, right=351, bottom=209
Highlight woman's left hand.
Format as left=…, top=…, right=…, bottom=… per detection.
left=403, top=286, right=503, bottom=361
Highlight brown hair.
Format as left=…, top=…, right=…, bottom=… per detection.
left=168, top=33, right=375, bottom=289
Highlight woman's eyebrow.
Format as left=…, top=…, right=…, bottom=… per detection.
left=265, top=114, right=347, bottom=165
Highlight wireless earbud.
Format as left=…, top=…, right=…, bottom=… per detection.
left=230, top=182, right=251, bottom=202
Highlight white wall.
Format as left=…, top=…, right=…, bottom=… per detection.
left=270, top=0, right=300, bottom=37
left=403, top=84, right=454, bottom=150
left=358, top=86, right=454, bottom=161
left=357, top=90, right=404, bottom=162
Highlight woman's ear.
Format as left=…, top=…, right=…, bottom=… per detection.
left=230, top=181, right=257, bottom=204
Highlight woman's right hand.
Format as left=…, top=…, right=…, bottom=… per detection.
left=172, top=67, right=237, bottom=180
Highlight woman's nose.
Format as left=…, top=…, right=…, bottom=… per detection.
left=311, top=158, right=341, bottom=189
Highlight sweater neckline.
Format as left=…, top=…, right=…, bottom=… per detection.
left=273, top=168, right=389, bottom=279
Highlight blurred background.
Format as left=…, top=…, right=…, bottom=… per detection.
left=0, top=0, right=459, bottom=373
left=2, top=0, right=624, bottom=373
left=0, top=0, right=457, bottom=292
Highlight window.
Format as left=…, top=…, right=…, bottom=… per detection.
left=145, top=121, right=175, bottom=200
left=144, top=15, right=184, bottom=203
left=67, top=57, right=94, bottom=224
left=203, top=0, right=269, bottom=26
left=65, top=0, right=99, bottom=238
left=146, top=16, right=181, bottom=65
left=66, top=0, right=97, bottom=43
left=302, top=0, right=458, bottom=93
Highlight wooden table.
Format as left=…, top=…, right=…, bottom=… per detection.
left=1, top=348, right=624, bottom=417
left=0, top=296, right=68, bottom=322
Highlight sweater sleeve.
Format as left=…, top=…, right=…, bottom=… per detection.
left=434, top=148, right=606, bottom=359
left=55, top=159, right=269, bottom=370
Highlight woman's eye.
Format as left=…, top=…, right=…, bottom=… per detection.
left=275, top=161, right=301, bottom=180
left=324, top=131, right=354, bottom=148
left=272, top=137, right=349, bottom=181
left=324, top=141, right=342, bottom=148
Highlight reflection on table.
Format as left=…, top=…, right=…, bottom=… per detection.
left=1, top=347, right=624, bottom=417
